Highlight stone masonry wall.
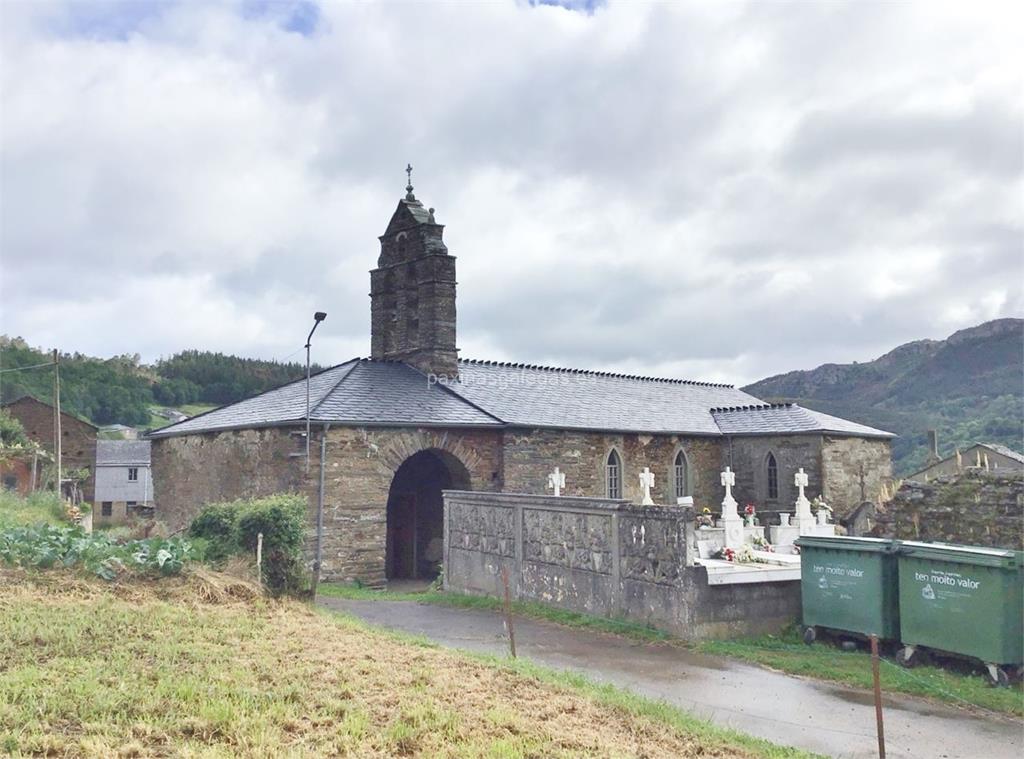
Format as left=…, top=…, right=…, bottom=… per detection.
left=315, top=426, right=503, bottom=585
left=149, top=427, right=309, bottom=530
left=872, top=470, right=1023, bottom=549
left=444, top=490, right=800, bottom=640
left=152, top=425, right=503, bottom=585
left=821, top=436, right=893, bottom=519
left=727, top=434, right=823, bottom=511
left=502, top=428, right=723, bottom=509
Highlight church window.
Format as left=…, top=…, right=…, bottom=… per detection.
left=673, top=450, right=689, bottom=500
left=606, top=450, right=622, bottom=499
left=766, top=453, right=779, bottom=500
left=128, top=467, right=138, bottom=482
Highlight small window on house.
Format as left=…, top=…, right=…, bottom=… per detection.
left=126, top=501, right=137, bottom=515
left=101, top=502, right=112, bottom=517
left=767, top=452, right=779, bottom=500
left=128, top=467, right=138, bottom=481
left=674, top=450, right=689, bottom=500
left=606, top=450, right=622, bottom=499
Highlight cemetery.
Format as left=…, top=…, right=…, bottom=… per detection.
left=443, top=462, right=839, bottom=640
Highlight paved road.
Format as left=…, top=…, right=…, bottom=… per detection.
left=320, top=597, right=1023, bottom=759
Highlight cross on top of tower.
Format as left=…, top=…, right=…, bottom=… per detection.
left=405, top=163, right=415, bottom=201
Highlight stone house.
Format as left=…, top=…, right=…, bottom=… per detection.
left=149, top=182, right=893, bottom=585
left=907, top=439, right=1024, bottom=481
left=94, top=440, right=154, bottom=523
left=2, top=396, right=98, bottom=501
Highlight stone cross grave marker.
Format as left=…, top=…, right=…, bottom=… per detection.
left=794, top=467, right=815, bottom=534
left=547, top=466, right=566, bottom=497
left=639, top=467, right=655, bottom=505
left=720, top=466, right=744, bottom=549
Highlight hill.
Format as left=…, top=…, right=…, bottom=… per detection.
left=744, top=319, right=1024, bottom=475
left=0, top=337, right=320, bottom=428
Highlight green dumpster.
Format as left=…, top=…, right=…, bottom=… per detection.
left=897, top=541, right=1023, bottom=684
left=795, top=536, right=900, bottom=642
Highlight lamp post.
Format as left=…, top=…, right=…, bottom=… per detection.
left=305, top=311, right=327, bottom=473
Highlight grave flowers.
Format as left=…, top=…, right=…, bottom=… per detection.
left=743, top=503, right=758, bottom=527
left=696, top=508, right=715, bottom=529
left=751, top=534, right=774, bottom=552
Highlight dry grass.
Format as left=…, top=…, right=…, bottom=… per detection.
left=0, top=570, right=795, bottom=758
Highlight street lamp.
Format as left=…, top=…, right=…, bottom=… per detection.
left=305, top=311, right=327, bottom=473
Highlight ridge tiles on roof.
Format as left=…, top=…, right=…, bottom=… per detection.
left=459, top=358, right=734, bottom=388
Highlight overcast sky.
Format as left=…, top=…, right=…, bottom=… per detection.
left=1, top=0, right=1021, bottom=385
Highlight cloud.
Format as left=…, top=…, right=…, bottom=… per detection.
left=0, top=0, right=1021, bottom=385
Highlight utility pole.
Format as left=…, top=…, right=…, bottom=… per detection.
left=53, top=349, right=62, bottom=496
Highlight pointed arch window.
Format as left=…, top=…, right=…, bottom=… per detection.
left=673, top=450, right=689, bottom=500
left=606, top=450, right=622, bottom=499
left=766, top=452, right=779, bottom=500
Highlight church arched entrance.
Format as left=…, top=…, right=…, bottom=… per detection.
left=385, top=449, right=471, bottom=580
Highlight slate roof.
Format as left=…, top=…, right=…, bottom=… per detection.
left=96, top=440, right=151, bottom=466
left=710, top=403, right=894, bottom=439
left=450, top=360, right=761, bottom=435
left=148, top=359, right=501, bottom=438
left=148, top=358, right=894, bottom=439
left=978, top=443, right=1024, bottom=465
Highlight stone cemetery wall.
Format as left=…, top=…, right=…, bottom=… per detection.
left=500, top=428, right=723, bottom=508
left=873, top=470, right=1023, bottom=549
left=444, top=490, right=800, bottom=640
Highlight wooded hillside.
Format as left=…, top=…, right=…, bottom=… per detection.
left=0, top=337, right=319, bottom=427
left=744, top=318, right=1024, bottom=475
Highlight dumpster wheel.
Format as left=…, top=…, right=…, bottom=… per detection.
left=895, top=645, right=918, bottom=668
left=802, top=626, right=817, bottom=645
left=985, top=664, right=1010, bottom=688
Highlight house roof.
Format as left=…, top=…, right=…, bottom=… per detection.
left=978, top=443, right=1024, bottom=464
left=710, top=403, right=894, bottom=439
left=1, top=395, right=99, bottom=429
left=148, top=358, right=893, bottom=440
left=96, top=440, right=151, bottom=466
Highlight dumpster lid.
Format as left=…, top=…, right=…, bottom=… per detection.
left=794, top=536, right=896, bottom=553
left=898, top=540, right=1022, bottom=568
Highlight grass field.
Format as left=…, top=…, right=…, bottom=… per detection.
left=0, top=490, right=66, bottom=528
left=0, top=570, right=812, bottom=758
left=322, top=583, right=1024, bottom=718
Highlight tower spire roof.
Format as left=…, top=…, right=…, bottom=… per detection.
left=405, top=163, right=415, bottom=201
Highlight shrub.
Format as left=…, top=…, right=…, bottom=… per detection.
left=189, top=494, right=308, bottom=595
left=188, top=502, right=242, bottom=561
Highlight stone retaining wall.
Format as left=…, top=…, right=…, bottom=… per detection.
left=443, top=490, right=800, bottom=640
left=872, top=470, right=1023, bottom=549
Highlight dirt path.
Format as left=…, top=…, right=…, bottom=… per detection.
left=320, top=597, right=1023, bottom=759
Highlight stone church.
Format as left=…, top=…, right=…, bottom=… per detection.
left=149, top=180, right=893, bottom=585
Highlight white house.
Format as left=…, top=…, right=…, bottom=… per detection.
left=94, top=440, right=154, bottom=523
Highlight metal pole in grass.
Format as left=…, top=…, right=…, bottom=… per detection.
left=501, top=567, right=517, bottom=659
left=257, top=532, right=264, bottom=586
left=871, top=634, right=886, bottom=759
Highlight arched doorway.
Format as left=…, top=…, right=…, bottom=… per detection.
left=385, top=449, right=471, bottom=580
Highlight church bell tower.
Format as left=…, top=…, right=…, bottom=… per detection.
left=369, top=167, right=459, bottom=378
